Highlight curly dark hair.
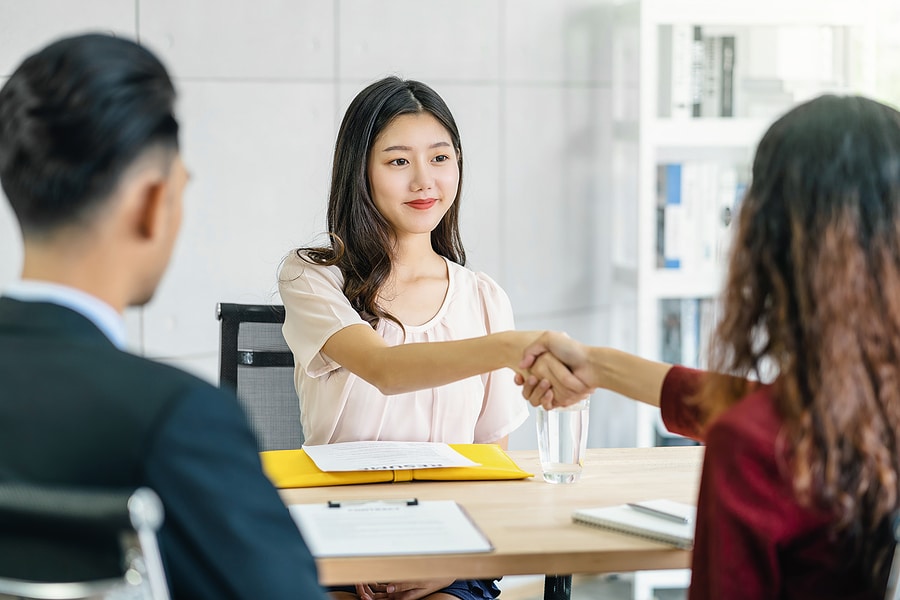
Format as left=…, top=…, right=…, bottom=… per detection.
left=701, top=94, right=900, bottom=590
left=297, top=76, right=465, bottom=329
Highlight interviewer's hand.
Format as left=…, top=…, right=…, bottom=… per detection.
left=515, top=332, right=596, bottom=408
left=513, top=346, right=591, bottom=408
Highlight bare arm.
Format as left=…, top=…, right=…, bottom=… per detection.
left=519, top=331, right=673, bottom=409
left=322, top=324, right=587, bottom=402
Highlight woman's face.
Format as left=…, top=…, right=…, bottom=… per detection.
left=366, top=112, right=459, bottom=239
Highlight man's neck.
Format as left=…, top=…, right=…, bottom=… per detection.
left=21, top=238, right=128, bottom=313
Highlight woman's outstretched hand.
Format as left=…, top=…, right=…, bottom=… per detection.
left=514, top=332, right=596, bottom=409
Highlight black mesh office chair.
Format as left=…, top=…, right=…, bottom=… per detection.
left=216, top=303, right=304, bottom=451
left=0, top=482, right=169, bottom=600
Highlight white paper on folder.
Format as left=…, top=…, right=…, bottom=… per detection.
left=301, top=440, right=479, bottom=472
left=289, top=500, right=493, bottom=557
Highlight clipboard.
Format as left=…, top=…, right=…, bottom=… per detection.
left=288, top=499, right=494, bottom=557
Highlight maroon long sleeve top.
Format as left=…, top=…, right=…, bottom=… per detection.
left=660, top=366, right=881, bottom=599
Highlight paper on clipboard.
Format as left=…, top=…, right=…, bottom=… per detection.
left=288, top=499, right=493, bottom=557
left=302, top=441, right=480, bottom=472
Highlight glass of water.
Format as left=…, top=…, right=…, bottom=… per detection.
left=536, top=399, right=590, bottom=484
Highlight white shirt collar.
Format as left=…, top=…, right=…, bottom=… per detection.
left=3, top=280, right=127, bottom=349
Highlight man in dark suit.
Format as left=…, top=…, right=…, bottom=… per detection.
left=0, top=33, right=327, bottom=599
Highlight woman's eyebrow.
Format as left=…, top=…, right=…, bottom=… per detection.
left=380, top=141, right=452, bottom=152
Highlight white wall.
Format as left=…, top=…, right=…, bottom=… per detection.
left=0, top=0, right=631, bottom=449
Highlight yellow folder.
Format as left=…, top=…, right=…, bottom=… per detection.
left=260, top=443, right=533, bottom=489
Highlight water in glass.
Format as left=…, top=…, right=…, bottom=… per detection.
left=536, top=400, right=589, bottom=484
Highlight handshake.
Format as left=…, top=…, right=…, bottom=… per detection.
left=512, top=331, right=670, bottom=412
left=512, top=331, right=598, bottom=410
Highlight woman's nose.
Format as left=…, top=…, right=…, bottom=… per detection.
left=410, top=162, right=434, bottom=192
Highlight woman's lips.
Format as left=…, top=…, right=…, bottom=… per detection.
left=406, top=199, right=437, bottom=210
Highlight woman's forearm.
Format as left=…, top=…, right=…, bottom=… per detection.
left=587, top=347, right=673, bottom=408
left=324, top=325, right=535, bottom=396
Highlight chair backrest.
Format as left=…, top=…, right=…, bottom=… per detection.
left=886, top=515, right=900, bottom=600
left=216, top=302, right=304, bottom=451
left=0, top=482, right=169, bottom=600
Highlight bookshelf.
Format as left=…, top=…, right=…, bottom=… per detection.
left=611, top=0, right=877, bottom=449
left=610, top=2, right=876, bottom=595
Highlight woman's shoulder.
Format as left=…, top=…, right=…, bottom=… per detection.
left=706, top=384, right=782, bottom=456
left=445, top=260, right=514, bottom=325
left=448, top=260, right=508, bottom=296
left=278, top=249, right=345, bottom=288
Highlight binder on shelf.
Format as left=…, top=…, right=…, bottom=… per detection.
left=660, top=298, right=700, bottom=368
left=700, top=35, right=722, bottom=118
left=657, top=161, right=743, bottom=273
left=659, top=298, right=683, bottom=366
left=657, top=163, right=683, bottom=269
left=573, top=499, right=696, bottom=549
left=690, top=26, right=704, bottom=118
left=720, top=36, right=735, bottom=117
left=661, top=297, right=720, bottom=371
left=661, top=24, right=737, bottom=120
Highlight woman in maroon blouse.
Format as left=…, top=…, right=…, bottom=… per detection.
left=518, top=94, right=900, bottom=599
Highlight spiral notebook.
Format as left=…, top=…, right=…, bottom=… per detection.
left=572, top=499, right=696, bottom=549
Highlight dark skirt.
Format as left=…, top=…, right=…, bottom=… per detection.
left=328, top=579, right=501, bottom=600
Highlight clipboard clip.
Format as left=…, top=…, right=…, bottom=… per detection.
left=327, top=498, right=419, bottom=508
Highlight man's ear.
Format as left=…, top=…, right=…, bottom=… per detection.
left=133, top=177, right=169, bottom=241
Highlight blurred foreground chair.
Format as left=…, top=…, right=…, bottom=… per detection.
left=0, top=483, right=169, bottom=600
left=216, top=302, right=303, bottom=451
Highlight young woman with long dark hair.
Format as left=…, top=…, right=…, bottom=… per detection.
left=520, top=94, right=900, bottom=599
left=279, top=76, right=583, bottom=600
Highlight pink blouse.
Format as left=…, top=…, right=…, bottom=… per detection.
left=278, top=252, right=528, bottom=446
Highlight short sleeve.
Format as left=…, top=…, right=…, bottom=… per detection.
left=471, top=271, right=529, bottom=442
left=278, top=253, right=367, bottom=377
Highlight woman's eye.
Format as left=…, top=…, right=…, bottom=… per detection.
left=388, top=158, right=409, bottom=166
left=433, top=154, right=450, bottom=163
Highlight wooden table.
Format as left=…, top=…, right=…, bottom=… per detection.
left=280, top=446, right=703, bottom=597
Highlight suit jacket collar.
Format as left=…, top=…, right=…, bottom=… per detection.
left=0, top=296, right=117, bottom=348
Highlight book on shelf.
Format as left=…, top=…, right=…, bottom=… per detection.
left=660, top=297, right=720, bottom=370
left=572, top=499, right=696, bottom=549
left=656, top=161, right=742, bottom=273
left=656, top=163, right=683, bottom=269
left=700, top=34, right=721, bottom=118
left=668, top=23, right=693, bottom=119
left=660, top=25, right=736, bottom=119
left=690, top=26, right=704, bottom=118
left=720, top=36, right=735, bottom=117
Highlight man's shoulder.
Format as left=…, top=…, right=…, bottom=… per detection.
left=115, top=350, right=220, bottom=394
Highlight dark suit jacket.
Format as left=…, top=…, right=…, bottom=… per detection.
left=0, top=297, right=327, bottom=599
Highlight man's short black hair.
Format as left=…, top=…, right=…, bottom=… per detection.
left=0, top=33, right=179, bottom=235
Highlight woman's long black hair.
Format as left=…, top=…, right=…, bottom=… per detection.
left=299, top=76, right=464, bottom=328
